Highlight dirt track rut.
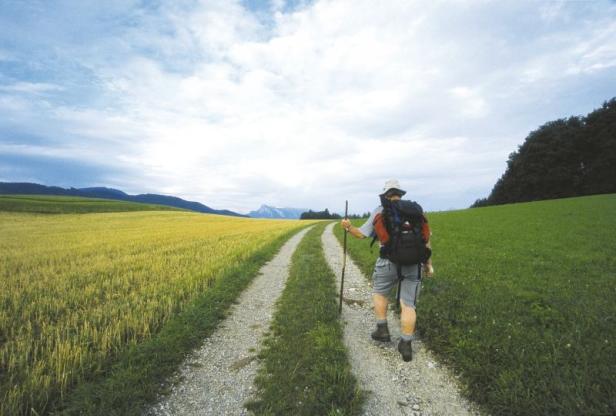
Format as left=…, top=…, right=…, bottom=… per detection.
left=147, top=227, right=311, bottom=416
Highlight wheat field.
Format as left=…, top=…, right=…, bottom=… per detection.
left=0, top=210, right=306, bottom=415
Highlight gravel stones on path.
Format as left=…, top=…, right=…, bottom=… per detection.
left=147, top=227, right=311, bottom=416
left=322, top=222, right=482, bottom=416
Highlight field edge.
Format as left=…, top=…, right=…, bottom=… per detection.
left=51, top=225, right=311, bottom=416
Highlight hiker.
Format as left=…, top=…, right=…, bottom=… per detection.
left=341, top=179, right=433, bottom=361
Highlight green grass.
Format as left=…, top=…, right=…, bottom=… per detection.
left=246, top=223, right=364, bottom=415
left=335, top=194, right=616, bottom=416
left=0, top=194, right=183, bottom=213
left=50, top=226, right=308, bottom=415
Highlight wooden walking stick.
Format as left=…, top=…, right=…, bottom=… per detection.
left=339, top=200, right=348, bottom=314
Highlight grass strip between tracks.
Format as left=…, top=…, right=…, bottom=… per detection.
left=52, top=226, right=309, bottom=416
left=247, top=222, right=364, bottom=415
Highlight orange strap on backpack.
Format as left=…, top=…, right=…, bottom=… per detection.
left=420, top=215, right=431, bottom=242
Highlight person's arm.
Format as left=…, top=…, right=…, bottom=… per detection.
left=342, top=208, right=379, bottom=239
left=341, top=219, right=366, bottom=239
left=424, top=241, right=434, bottom=276
left=422, top=216, right=434, bottom=277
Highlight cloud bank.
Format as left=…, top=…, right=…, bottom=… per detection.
left=1, top=0, right=615, bottom=213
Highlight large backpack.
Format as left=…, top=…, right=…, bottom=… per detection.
left=371, top=196, right=431, bottom=268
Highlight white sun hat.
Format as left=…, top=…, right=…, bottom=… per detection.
left=382, top=179, right=406, bottom=196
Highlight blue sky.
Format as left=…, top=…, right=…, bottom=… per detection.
left=1, top=0, right=615, bottom=214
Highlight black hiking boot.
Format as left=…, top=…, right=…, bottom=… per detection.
left=398, top=338, right=413, bottom=362
left=371, top=322, right=391, bottom=342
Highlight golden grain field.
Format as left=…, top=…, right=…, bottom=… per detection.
left=0, top=210, right=307, bottom=415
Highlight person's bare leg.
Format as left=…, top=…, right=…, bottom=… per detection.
left=398, top=300, right=416, bottom=361
left=399, top=300, right=416, bottom=336
left=373, top=293, right=389, bottom=320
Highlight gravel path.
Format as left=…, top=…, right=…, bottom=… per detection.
left=147, top=227, right=311, bottom=416
left=322, top=222, right=482, bottom=416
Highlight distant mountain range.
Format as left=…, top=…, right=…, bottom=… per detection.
left=248, top=204, right=307, bottom=219
left=0, top=182, right=246, bottom=217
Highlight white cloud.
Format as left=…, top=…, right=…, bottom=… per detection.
left=449, top=86, right=488, bottom=118
left=1, top=0, right=615, bottom=213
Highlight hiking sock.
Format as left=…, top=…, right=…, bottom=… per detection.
left=401, top=333, right=415, bottom=341
left=376, top=319, right=388, bottom=325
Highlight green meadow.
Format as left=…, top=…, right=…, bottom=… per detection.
left=336, top=194, right=616, bottom=416
left=0, top=194, right=182, bottom=214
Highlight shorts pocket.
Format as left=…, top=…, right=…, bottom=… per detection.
left=375, top=258, right=388, bottom=268
left=373, top=258, right=390, bottom=278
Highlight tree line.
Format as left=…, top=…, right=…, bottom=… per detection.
left=472, top=97, right=616, bottom=208
left=300, top=209, right=370, bottom=220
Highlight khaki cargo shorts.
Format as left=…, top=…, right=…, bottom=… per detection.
left=372, top=257, right=422, bottom=309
